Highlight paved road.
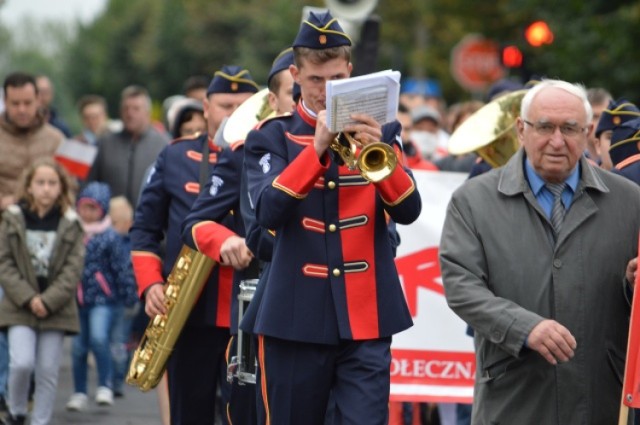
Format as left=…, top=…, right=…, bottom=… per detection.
left=51, top=338, right=162, bottom=425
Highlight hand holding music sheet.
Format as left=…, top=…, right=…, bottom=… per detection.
left=326, top=70, right=401, bottom=133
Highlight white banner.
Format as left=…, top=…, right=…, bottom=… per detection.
left=391, top=170, right=474, bottom=404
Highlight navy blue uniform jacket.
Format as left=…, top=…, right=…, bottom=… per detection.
left=244, top=103, right=421, bottom=344
left=181, top=141, right=251, bottom=333
left=130, top=133, right=234, bottom=328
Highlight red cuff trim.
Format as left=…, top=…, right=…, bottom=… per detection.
left=192, top=221, right=236, bottom=261
left=131, top=251, right=163, bottom=297
left=376, top=165, right=416, bottom=206
left=272, top=144, right=328, bottom=199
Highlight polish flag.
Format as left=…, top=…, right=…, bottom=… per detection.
left=54, top=139, right=98, bottom=179
left=622, top=233, right=640, bottom=414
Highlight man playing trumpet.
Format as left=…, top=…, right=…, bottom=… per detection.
left=243, top=11, right=421, bottom=425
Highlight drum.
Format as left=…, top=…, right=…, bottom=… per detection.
left=228, top=279, right=258, bottom=385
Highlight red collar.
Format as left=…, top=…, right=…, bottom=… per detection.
left=615, top=153, right=640, bottom=170
left=297, top=102, right=317, bottom=127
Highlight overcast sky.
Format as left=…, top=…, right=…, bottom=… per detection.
left=0, top=0, right=107, bottom=27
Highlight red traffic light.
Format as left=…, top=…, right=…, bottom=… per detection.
left=502, top=45, right=523, bottom=68
left=525, top=21, right=554, bottom=47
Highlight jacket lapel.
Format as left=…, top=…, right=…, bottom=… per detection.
left=498, top=150, right=609, bottom=248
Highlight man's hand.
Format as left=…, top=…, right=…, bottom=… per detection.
left=220, top=236, right=253, bottom=270
left=342, top=113, right=383, bottom=147
left=314, top=110, right=338, bottom=158
left=145, top=283, right=167, bottom=318
left=527, top=319, right=577, bottom=365
left=29, top=295, right=48, bottom=319
left=626, top=257, right=638, bottom=288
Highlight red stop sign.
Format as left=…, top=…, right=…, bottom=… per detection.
left=451, top=35, right=505, bottom=92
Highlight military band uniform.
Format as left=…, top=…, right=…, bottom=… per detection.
left=181, top=137, right=257, bottom=425
left=244, top=95, right=421, bottom=423
left=130, top=132, right=232, bottom=424
left=608, top=116, right=640, bottom=185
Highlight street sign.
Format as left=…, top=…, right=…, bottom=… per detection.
left=451, top=34, right=505, bottom=92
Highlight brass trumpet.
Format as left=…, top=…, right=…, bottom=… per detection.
left=330, top=132, right=397, bottom=182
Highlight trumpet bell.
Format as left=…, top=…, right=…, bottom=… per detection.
left=331, top=132, right=398, bottom=183
left=357, top=142, right=397, bottom=182
left=448, top=89, right=526, bottom=168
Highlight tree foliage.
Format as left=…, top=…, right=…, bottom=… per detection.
left=1, top=0, right=639, bottom=125
left=63, top=0, right=322, bottom=116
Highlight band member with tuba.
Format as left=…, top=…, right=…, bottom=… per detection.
left=243, top=12, right=421, bottom=425
left=129, top=66, right=258, bottom=425
left=180, top=48, right=296, bottom=425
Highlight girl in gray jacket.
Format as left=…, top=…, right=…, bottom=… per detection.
left=0, top=158, right=84, bottom=425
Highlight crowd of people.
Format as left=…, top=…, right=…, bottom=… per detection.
left=1, top=8, right=640, bottom=425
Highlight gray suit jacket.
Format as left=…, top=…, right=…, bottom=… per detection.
left=88, top=127, right=169, bottom=207
left=440, top=149, right=640, bottom=424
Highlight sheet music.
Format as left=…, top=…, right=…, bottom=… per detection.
left=326, top=70, right=401, bottom=133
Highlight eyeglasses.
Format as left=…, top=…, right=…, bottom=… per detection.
left=523, top=120, right=587, bottom=138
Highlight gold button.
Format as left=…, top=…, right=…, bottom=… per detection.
left=327, top=181, right=336, bottom=189
left=328, top=224, right=337, bottom=232
left=332, top=268, right=341, bottom=277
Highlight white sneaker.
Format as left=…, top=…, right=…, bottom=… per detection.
left=95, top=386, right=113, bottom=406
left=66, top=392, right=88, bottom=411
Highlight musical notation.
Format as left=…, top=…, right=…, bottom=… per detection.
left=331, top=86, right=389, bottom=131
left=326, top=70, right=401, bottom=133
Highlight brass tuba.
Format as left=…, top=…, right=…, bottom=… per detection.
left=448, top=89, right=527, bottom=168
left=127, top=246, right=215, bottom=391
left=330, top=132, right=397, bottom=182
left=222, top=87, right=273, bottom=146
left=128, top=90, right=271, bottom=392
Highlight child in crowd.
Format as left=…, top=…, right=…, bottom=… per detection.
left=107, top=196, right=139, bottom=397
left=0, top=158, right=84, bottom=425
left=65, top=182, right=137, bottom=412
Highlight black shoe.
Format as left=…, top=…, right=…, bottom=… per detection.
left=2, top=415, right=26, bottom=425
left=113, top=389, right=124, bottom=398
left=0, top=396, right=6, bottom=413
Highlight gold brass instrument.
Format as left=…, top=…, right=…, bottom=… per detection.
left=448, top=89, right=527, bottom=168
left=222, top=87, right=273, bottom=145
left=330, top=132, right=398, bottom=182
left=127, top=246, right=215, bottom=391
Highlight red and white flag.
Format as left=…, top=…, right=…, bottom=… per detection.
left=392, top=170, right=474, bottom=404
left=622, top=233, right=640, bottom=409
left=54, top=139, right=98, bottom=179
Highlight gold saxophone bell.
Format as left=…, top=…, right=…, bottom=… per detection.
left=127, top=246, right=215, bottom=392
left=448, top=89, right=527, bottom=168
left=330, top=132, right=397, bottom=183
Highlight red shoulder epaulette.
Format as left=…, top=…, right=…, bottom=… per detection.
left=170, top=131, right=203, bottom=145
left=229, top=139, right=245, bottom=151
left=254, top=112, right=292, bottom=131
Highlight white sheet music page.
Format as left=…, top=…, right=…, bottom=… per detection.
left=325, top=70, right=401, bottom=133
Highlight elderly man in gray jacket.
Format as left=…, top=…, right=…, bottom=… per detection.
left=440, top=79, right=640, bottom=424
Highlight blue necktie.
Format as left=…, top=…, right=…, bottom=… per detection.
left=546, top=182, right=566, bottom=235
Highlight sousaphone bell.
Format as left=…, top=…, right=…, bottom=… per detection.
left=448, top=89, right=527, bottom=168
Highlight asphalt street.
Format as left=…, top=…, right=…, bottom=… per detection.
left=52, top=337, right=162, bottom=425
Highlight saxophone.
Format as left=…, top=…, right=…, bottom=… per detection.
left=127, top=245, right=215, bottom=391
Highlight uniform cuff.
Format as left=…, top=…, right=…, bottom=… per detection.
left=192, top=221, right=236, bottom=261
left=131, top=251, right=164, bottom=298
left=272, top=144, right=328, bottom=199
